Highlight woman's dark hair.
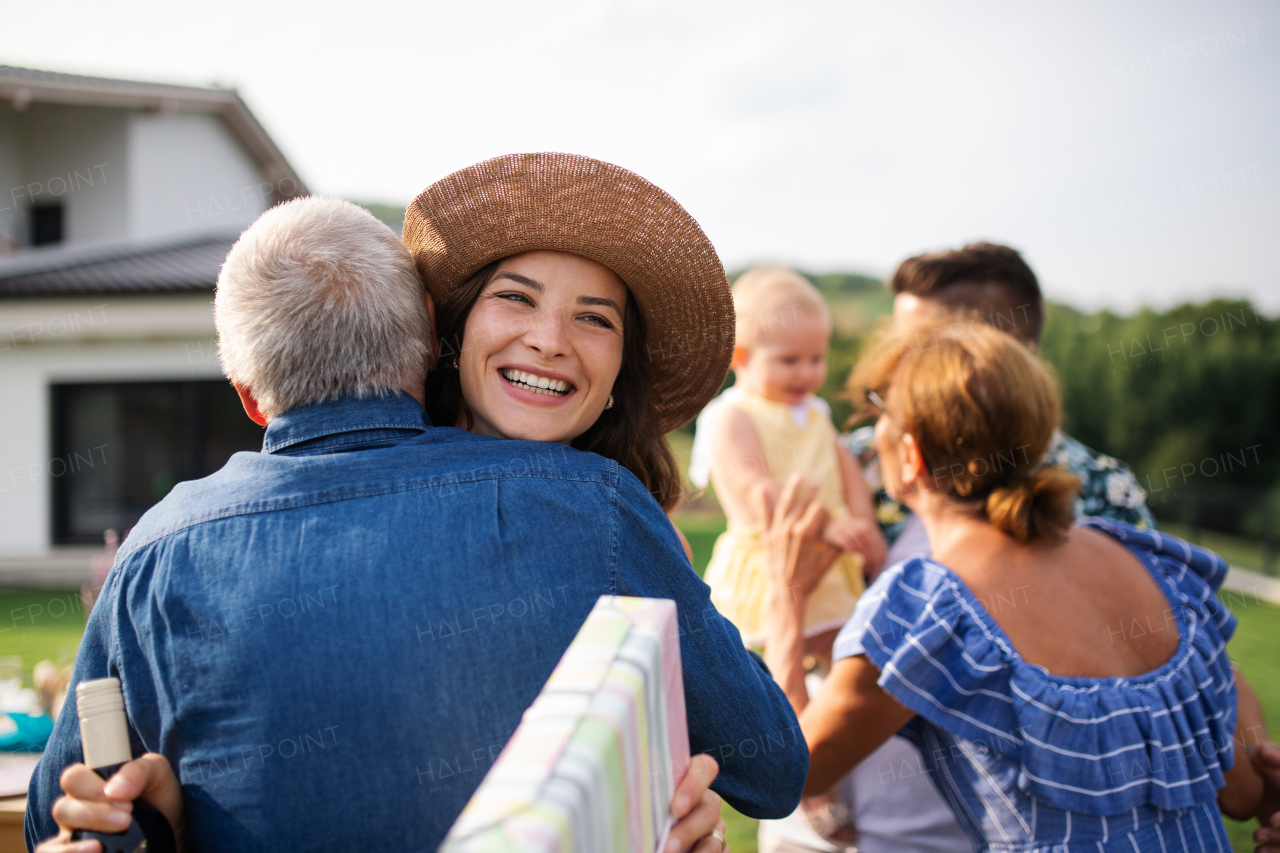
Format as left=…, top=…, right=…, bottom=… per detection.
left=424, top=259, right=684, bottom=512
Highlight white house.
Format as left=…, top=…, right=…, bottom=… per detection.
left=0, top=66, right=307, bottom=585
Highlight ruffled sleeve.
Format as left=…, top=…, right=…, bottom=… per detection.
left=1080, top=517, right=1236, bottom=642
left=833, top=558, right=1024, bottom=754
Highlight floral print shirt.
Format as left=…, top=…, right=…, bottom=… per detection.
left=841, top=428, right=1155, bottom=544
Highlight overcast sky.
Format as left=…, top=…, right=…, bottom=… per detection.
left=4, top=0, right=1277, bottom=312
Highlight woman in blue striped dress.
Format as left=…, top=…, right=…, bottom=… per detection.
left=760, top=317, right=1273, bottom=852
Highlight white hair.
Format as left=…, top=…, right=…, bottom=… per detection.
left=215, top=197, right=430, bottom=419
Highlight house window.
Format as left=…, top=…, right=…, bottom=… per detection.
left=30, top=204, right=64, bottom=246
left=50, top=381, right=265, bottom=544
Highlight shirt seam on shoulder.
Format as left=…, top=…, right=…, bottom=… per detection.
left=103, top=561, right=162, bottom=676
left=116, top=469, right=612, bottom=561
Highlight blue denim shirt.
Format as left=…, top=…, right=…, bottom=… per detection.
left=27, top=394, right=806, bottom=852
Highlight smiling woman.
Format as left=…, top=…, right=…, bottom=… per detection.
left=426, top=248, right=679, bottom=508
left=433, top=254, right=617, bottom=425
left=409, top=153, right=736, bottom=513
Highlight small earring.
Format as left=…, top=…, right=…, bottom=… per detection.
left=605, top=394, right=614, bottom=410
left=452, top=357, right=459, bottom=369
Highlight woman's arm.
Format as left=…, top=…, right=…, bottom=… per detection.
left=758, top=474, right=913, bottom=795
left=1251, top=736, right=1280, bottom=852
left=1221, top=668, right=1280, bottom=841
left=1218, top=668, right=1265, bottom=820
left=1247, top=670, right=1280, bottom=851
left=799, top=655, right=916, bottom=796
left=611, top=471, right=809, bottom=820
left=758, top=475, right=833, bottom=711
left=763, top=569, right=811, bottom=712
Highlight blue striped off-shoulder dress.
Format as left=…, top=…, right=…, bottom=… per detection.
left=832, top=518, right=1239, bottom=852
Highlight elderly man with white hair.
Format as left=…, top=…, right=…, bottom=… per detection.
left=26, top=196, right=807, bottom=852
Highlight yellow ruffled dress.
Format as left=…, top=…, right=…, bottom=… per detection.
left=702, top=391, right=865, bottom=647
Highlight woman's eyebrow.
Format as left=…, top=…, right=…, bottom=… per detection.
left=491, top=274, right=620, bottom=315
left=492, top=272, right=542, bottom=290
left=578, top=295, right=623, bottom=313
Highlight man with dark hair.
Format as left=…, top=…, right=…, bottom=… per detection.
left=889, top=241, right=1045, bottom=344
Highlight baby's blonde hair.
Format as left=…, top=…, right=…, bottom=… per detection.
left=732, top=266, right=830, bottom=348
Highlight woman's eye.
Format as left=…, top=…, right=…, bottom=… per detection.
left=581, top=314, right=615, bottom=330
left=494, top=291, right=533, bottom=306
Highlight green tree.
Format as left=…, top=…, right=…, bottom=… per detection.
left=1041, top=299, right=1280, bottom=533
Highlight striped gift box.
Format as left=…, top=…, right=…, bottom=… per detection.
left=440, top=596, right=691, bottom=853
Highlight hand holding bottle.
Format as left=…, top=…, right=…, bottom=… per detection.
left=37, top=753, right=183, bottom=853
left=37, top=678, right=180, bottom=853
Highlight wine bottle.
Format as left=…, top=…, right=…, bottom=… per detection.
left=69, top=678, right=176, bottom=853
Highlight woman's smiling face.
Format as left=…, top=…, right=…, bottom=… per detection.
left=458, top=250, right=628, bottom=444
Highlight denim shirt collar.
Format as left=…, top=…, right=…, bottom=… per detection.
left=262, top=392, right=430, bottom=455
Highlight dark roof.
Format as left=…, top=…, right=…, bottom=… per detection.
left=0, top=236, right=233, bottom=298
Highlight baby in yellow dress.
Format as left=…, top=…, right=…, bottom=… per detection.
left=689, top=266, right=886, bottom=659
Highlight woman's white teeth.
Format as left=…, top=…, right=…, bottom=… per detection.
left=502, top=369, right=569, bottom=396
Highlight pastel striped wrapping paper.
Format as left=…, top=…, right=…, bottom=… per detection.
left=440, top=596, right=691, bottom=853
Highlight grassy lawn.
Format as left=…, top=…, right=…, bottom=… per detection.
left=1161, top=521, right=1277, bottom=577
left=0, top=588, right=89, bottom=683
left=673, top=513, right=1280, bottom=853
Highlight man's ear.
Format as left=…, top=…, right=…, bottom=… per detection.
left=233, top=384, right=269, bottom=426
left=424, top=290, right=440, bottom=368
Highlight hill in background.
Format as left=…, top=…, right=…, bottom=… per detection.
left=352, top=201, right=405, bottom=235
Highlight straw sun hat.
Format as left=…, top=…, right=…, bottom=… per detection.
left=401, top=152, right=734, bottom=433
